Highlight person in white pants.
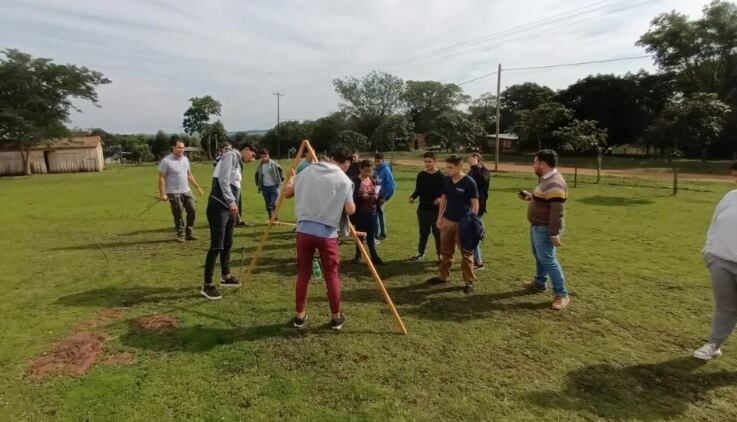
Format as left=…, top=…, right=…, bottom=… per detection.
left=694, top=162, right=737, bottom=360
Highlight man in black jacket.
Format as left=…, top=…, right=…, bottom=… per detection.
left=408, top=152, right=444, bottom=262
left=468, top=153, right=490, bottom=270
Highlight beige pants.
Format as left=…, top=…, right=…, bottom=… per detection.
left=438, top=218, right=476, bottom=283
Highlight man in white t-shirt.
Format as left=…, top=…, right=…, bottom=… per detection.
left=158, top=139, right=204, bottom=242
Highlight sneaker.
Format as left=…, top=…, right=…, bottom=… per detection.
left=293, top=315, right=307, bottom=329
left=409, top=254, right=425, bottom=262
left=186, top=233, right=198, bottom=241
left=552, top=295, right=571, bottom=310
left=377, top=235, right=387, bottom=241
left=236, top=221, right=249, bottom=227
left=200, top=284, right=222, bottom=300
left=372, top=258, right=386, bottom=266
left=175, top=236, right=186, bottom=243
left=693, top=343, right=722, bottom=360
left=522, top=281, right=547, bottom=293
left=330, top=314, right=346, bottom=331
left=426, top=277, right=447, bottom=285
left=474, top=262, right=485, bottom=271
left=374, top=239, right=381, bottom=246
left=220, top=275, right=241, bottom=288
left=463, top=283, right=475, bottom=295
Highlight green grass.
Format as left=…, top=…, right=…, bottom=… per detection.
left=0, top=163, right=736, bottom=421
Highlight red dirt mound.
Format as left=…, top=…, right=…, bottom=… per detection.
left=28, top=331, right=108, bottom=379
left=136, top=314, right=180, bottom=330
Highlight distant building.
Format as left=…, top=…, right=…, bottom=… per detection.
left=0, top=136, right=104, bottom=176
left=487, top=133, right=520, bottom=153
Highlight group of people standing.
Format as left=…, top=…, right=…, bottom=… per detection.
left=157, top=138, right=575, bottom=331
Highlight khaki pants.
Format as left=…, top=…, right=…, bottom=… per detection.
left=438, top=218, right=476, bottom=283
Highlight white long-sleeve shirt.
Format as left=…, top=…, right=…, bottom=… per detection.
left=704, top=189, right=737, bottom=263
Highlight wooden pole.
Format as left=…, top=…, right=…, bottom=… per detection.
left=494, top=63, right=501, bottom=172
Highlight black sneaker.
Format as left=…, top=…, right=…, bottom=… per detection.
left=200, top=284, right=222, bottom=300
left=409, top=254, right=425, bottom=262
left=426, top=277, right=447, bottom=285
left=220, top=275, right=241, bottom=288
left=372, top=258, right=386, bottom=266
left=463, top=283, right=476, bottom=295
left=377, top=235, right=387, bottom=241
left=330, top=314, right=346, bottom=331
left=474, top=263, right=485, bottom=271
left=186, top=233, right=198, bottom=241
left=293, top=315, right=307, bottom=329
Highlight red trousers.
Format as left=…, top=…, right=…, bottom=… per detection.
left=296, top=233, right=341, bottom=314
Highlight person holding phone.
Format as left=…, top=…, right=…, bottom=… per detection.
left=518, top=150, right=570, bottom=310
left=200, top=143, right=256, bottom=300
left=351, top=160, right=384, bottom=265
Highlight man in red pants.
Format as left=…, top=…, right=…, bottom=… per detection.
left=284, top=147, right=356, bottom=330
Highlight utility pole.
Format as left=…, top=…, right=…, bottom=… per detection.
left=272, top=92, right=284, bottom=158
left=494, top=63, right=502, bottom=172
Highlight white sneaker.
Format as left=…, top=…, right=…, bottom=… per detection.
left=693, top=343, right=722, bottom=360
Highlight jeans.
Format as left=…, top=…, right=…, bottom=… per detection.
left=296, top=233, right=341, bottom=315
left=438, top=218, right=476, bottom=283
left=354, top=211, right=380, bottom=261
left=261, top=185, right=279, bottom=219
left=376, top=203, right=387, bottom=238
left=417, top=207, right=440, bottom=256
left=705, top=254, right=737, bottom=345
left=530, top=225, right=567, bottom=297
left=167, top=192, right=196, bottom=237
left=473, top=245, right=483, bottom=265
left=203, top=201, right=235, bottom=285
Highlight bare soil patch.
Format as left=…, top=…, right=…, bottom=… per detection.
left=102, top=352, right=135, bottom=366
left=136, top=314, right=180, bottom=330
left=28, top=331, right=108, bottom=379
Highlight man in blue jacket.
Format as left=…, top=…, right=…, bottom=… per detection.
left=373, top=152, right=395, bottom=240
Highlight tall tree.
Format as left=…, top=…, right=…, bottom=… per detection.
left=554, top=119, right=608, bottom=187
left=182, top=95, right=221, bottom=160
left=501, top=83, right=555, bottom=131
left=468, top=92, right=498, bottom=134
left=435, top=111, right=487, bottom=152
left=336, top=130, right=369, bottom=152
left=150, top=130, right=170, bottom=159
left=0, top=49, right=110, bottom=174
left=514, top=102, right=573, bottom=151
left=648, top=93, right=730, bottom=195
left=333, top=71, right=405, bottom=137
left=202, top=120, right=226, bottom=159
left=402, top=81, right=469, bottom=133
left=638, top=0, right=737, bottom=156
left=310, top=111, right=350, bottom=152
left=370, top=114, right=415, bottom=152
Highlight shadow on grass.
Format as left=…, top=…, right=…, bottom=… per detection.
left=577, top=195, right=654, bottom=207
left=527, top=357, right=737, bottom=420
left=49, top=239, right=175, bottom=251
left=56, top=286, right=196, bottom=308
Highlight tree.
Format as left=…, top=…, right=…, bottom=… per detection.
left=333, top=71, right=405, bottom=137
left=648, top=93, right=730, bottom=195
left=202, top=120, right=226, bottom=159
left=310, top=111, right=350, bottom=151
left=468, top=92, right=498, bottom=134
left=370, top=114, right=415, bottom=153
left=434, top=111, right=487, bottom=152
left=149, top=130, right=170, bottom=159
left=501, top=83, right=555, bottom=131
left=261, top=120, right=313, bottom=155
left=336, top=130, right=369, bottom=152
left=514, top=102, right=573, bottom=151
left=182, top=95, right=221, bottom=160
left=402, top=81, right=469, bottom=133
left=0, top=49, right=110, bottom=174
left=554, top=120, right=608, bottom=187
left=638, top=1, right=737, bottom=157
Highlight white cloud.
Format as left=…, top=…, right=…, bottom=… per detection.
left=0, top=0, right=713, bottom=133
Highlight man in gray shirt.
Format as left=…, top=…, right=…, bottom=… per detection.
left=255, top=148, right=284, bottom=220
left=158, top=139, right=204, bottom=242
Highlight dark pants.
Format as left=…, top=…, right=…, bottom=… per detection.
left=354, top=211, right=380, bottom=261
left=203, top=201, right=235, bottom=285
left=261, top=185, right=279, bottom=219
left=417, top=206, right=440, bottom=256
left=376, top=204, right=387, bottom=238
left=167, top=192, right=196, bottom=237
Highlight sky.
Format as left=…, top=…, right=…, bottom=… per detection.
left=0, top=0, right=716, bottom=134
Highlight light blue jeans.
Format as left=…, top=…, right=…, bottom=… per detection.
left=530, top=225, right=567, bottom=297
left=473, top=245, right=482, bottom=264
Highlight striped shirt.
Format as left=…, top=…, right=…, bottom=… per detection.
left=527, top=169, right=568, bottom=236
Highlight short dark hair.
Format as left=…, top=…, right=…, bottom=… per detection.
left=445, top=155, right=462, bottom=166
left=359, top=159, right=372, bottom=169
left=423, top=152, right=436, bottom=160
left=730, top=161, right=737, bottom=172
left=374, top=152, right=385, bottom=160
left=170, top=139, right=184, bottom=148
left=329, top=146, right=352, bottom=164
left=259, top=148, right=269, bottom=156
left=238, top=143, right=255, bottom=152
left=535, top=150, right=558, bottom=168
left=470, top=152, right=483, bottom=161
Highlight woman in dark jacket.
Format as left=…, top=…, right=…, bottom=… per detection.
left=351, top=160, right=384, bottom=265
left=468, top=153, right=490, bottom=269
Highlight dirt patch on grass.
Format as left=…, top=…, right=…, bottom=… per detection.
left=28, top=331, right=109, bottom=379
left=73, top=308, right=125, bottom=331
left=102, top=352, right=135, bottom=366
left=136, top=314, right=180, bottom=330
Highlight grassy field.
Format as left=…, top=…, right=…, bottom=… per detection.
left=1, top=162, right=736, bottom=421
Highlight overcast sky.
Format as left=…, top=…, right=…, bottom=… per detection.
left=0, top=0, right=715, bottom=134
